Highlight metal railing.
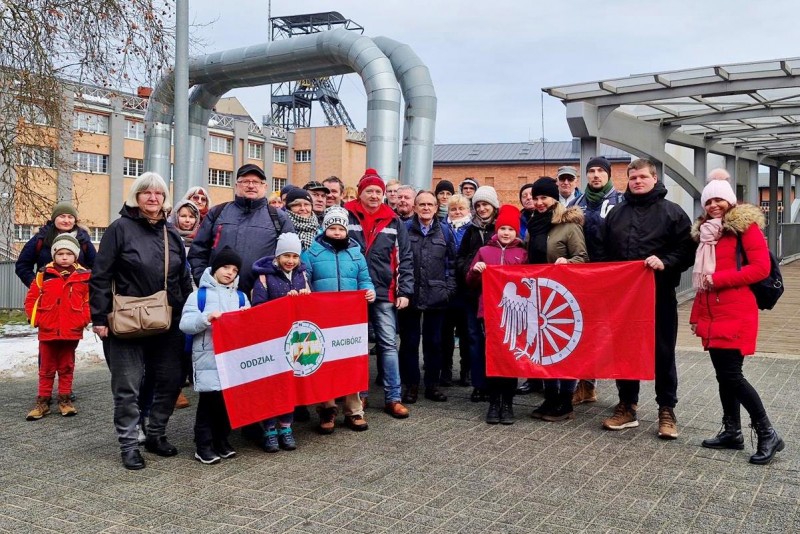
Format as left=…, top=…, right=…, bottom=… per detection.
left=676, top=268, right=695, bottom=303
left=780, top=223, right=800, bottom=262
left=0, top=262, right=27, bottom=310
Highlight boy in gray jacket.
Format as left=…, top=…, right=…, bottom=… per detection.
left=180, top=246, right=249, bottom=465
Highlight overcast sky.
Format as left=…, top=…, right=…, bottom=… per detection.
left=187, top=0, right=797, bottom=145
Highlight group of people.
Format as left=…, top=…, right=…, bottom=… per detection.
left=16, top=156, right=784, bottom=470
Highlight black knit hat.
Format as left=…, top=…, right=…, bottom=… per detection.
left=518, top=183, right=534, bottom=203
left=435, top=180, right=455, bottom=195
left=285, top=187, right=312, bottom=207
left=211, top=245, right=242, bottom=274
left=531, top=177, right=559, bottom=201
left=586, top=156, right=611, bottom=176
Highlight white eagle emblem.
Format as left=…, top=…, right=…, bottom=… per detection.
left=498, top=277, right=583, bottom=365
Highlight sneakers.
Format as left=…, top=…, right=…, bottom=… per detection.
left=213, top=438, right=237, bottom=459
left=26, top=396, right=51, bottom=420
left=345, top=414, right=369, bottom=431
left=571, top=380, right=597, bottom=405
left=603, top=402, right=639, bottom=430
left=195, top=445, right=221, bottom=465
left=262, top=430, right=279, bottom=453
left=657, top=407, right=678, bottom=440
left=57, top=394, right=77, bottom=416
left=278, top=428, right=297, bottom=451
left=317, top=406, right=338, bottom=434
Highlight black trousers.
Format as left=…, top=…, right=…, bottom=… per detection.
left=194, top=391, right=231, bottom=447
left=616, top=291, right=679, bottom=408
left=398, top=307, right=445, bottom=387
left=709, top=348, right=766, bottom=422
left=486, top=377, right=517, bottom=397
left=441, top=303, right=470, bottom=379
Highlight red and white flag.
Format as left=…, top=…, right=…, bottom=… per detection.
left=484, top=261, right=655, bottom=380
left=212, top=291, right=369, bottom=428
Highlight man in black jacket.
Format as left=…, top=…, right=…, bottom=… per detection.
left=600, top=159, right=696, bottom=440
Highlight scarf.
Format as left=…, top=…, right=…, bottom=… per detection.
left=176, top=227, right=194, bottom=247
left=287, top=211, right=320, bottom=251
left=584, top=180, right=614, bottom=206
left=437, top=205, right=448, bottom=220
left=323, top=234, right=350, bottom=252
left=448, top=214, right=471, bottom=231
left=692, top=217, right=724, bottom=291
left=526, top=207, right=554, bottom=265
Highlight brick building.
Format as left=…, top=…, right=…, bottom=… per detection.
left=432, top=141, right=631, bottom=206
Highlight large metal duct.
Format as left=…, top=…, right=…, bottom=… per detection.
left=144, top=29, right=405, bottom=195
left=373, top=37, right=437, bottom=192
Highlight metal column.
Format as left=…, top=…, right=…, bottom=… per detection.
left=783, top=169, right=792, bottom=225
left=768, top=166, right=779, bottom=253
left=579, top=137, right=597, bottom=191
left=747, top=161, right=759, bottom=205
left=173, top=0, right=189, bottom=197
left=693, top=149, right=707, bottom=218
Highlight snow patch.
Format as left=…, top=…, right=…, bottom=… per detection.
left=0, top=329, right=106, bottom=377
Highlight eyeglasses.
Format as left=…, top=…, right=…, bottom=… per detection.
left=557, top=176, right=576, bottom=182
left=236, top=180, right=264, bottom=187
left=191, top=194, right=207, bottom=201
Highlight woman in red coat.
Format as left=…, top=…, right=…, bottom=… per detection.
left=689, top=175, right=783, bottom=465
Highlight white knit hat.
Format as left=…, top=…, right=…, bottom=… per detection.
left=323, top=206, right=350, bottom=230
left=51, top=233, right=80, bottom=259
left=701, top=178, right=737, bottom=209
left=275, top=232, right=302, bottom=257
left=471, top=186, right=500, bottom=209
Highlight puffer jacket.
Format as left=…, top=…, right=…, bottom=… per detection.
left=15, top=222, right=96, bottom=287
left=251, top=256, right=309, bottom=305
left=569, top=186, right=625, bottom=262
left=405, top=216, right=457, bottom=310
left=188, top=196, right=295, bottom=295
left=600, top=182, right=696, bottom=293
left=301, top=235, right=374, bottom=293
left=689, top=204, right=770, bottom=356
left=527, top=203, right=589, bottom=264
left=24, top=263, right=91, bottom=341
left=345, top=200, right=413, bottom=302
left=89, top=205, right=193, bottom=328
left=466, top=236, right=527, bottom=318
left=179, top=268, right=250, bottom=392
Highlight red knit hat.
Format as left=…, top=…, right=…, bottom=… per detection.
left=495, top=204, right=521, bottom=236
left=357, top=168, right=386, bottom=195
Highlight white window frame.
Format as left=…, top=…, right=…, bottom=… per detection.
left=17, top=145, right=55, bottom=168
left=123, top=157, right=144, bottom=177
left=273, top=147, right=287, bottom=163
left=73, top=152, right=108, bottom=174
left=209, top=135, right=233, bottom=154
left=272, top=177, right=287, bottom=191
left=90, top=227, right=107, bottom=243
left=208, top=168, right=233, bottom=187
left=73, top=111, right=109, bottom=134
left=248, top=142, right=264, bottom=160
left=14, top=224, right=37, bottom=242
left=295, top=149, right=311, bottom=163
left=125, top=119, right=145, bottom=140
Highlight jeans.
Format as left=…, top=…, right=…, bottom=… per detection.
left=108, top=327, right=184, bottom=452
left=616, top=291, right=679, bottom=408
left=398, top=307, right=445, bottom=387
left=369, top=300, right=402, bottom=403
left=709, top=348, right=766, bottom=422
left=194, top=391, right=231, bottom=447
left=264, top=413, right=294, bottom=429
left=466, top=303, right=486, bottom=389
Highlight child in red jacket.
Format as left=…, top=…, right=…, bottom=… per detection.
left=24, top=234, right=91, bottom=420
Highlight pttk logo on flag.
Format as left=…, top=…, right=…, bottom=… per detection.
left=212, top=291, right=369, bottom=428
left=484, top=262, right=655, bottom=380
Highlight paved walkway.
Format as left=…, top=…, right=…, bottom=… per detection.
left=2, top=263, right=799, bottom=534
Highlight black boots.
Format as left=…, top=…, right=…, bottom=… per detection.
left=541, top=390, right=574, bottom=422
left=750, top=417, right=784, bottom=465
left=702, top=414, right=744, bottom=450
left=499, top=394, right=515, bottom=425
left=486, top=394, right=501, bottom=424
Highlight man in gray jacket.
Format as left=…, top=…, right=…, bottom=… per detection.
left=188, top=164, right=294, bottom=295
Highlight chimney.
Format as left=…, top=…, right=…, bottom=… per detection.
left=137, top=86, right=152, bottom=98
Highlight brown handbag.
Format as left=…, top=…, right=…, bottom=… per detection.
left=107, top=226, right=173, bottom=339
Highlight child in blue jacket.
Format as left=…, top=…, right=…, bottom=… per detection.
left=251, top=232, right=309, bottom=453
left=179, top=246, right=249, bottom=465
left=302, top=207, right=375, bottom=433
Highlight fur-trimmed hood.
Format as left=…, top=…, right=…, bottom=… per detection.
left=551, top=202, right=585, bottom=226
left=691, top=203, right=765, bottom=242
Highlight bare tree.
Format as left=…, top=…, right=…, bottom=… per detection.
left=0, top=1, right=176, bottom=256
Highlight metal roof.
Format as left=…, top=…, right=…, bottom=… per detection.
left=543, top=58, right=800, bottom=163
left=433, top=141, right=630, bottom=164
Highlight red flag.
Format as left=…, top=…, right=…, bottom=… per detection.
left=211, top=291, right=369, bottom=428
left=484, top=261, right=655, bottom=380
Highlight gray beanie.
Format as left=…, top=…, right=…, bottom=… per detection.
left=51, top=233, right=80, bottom=259
left=471, top=186, right=500, bottom=209
left=323, top=206, right=350, bottom=230
left=275, top=233, right=302, bottom=257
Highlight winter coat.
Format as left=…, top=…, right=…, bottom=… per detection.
left=24, top=263, right=91, bottom=341
left=345, top=200, right=413, bottom=302
left=15, top=222, right=96, bottom=287
left=456, top=218, right=496, bottom=301
left=600, top=182, right=696, bottom=294
left=689, top=204, right=770, bottom=356
left=519, top=209, right=533, bottom=240
left=188, top=196, right=295, bottom=296
left=527, top=203, right=590, bottom=264
left=179, top=268, right=250, bottom=392
left=404, top=216, right=457, bottom=310
left=569, top=187, right=625, bottom=262
left=89, top=205, right=194, bottom=328
left=301, top=235, right=374, bottom=293
left=466, top=236, right=527, bottom=318
left=251, top=256, right=309, bottom=305
left=443, top=217, right=472, bottom=250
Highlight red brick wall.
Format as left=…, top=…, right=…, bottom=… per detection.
left=432, top=162, right=630, bottom=206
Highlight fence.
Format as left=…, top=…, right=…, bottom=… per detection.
left=676, top=268, right=694, bottom=303
left=0, top=262, right=28, bottom=310
left=779, top=223, right=800, bottom=262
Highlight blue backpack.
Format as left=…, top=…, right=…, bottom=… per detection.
left=183, top=287, right=246, bottom=353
